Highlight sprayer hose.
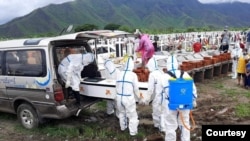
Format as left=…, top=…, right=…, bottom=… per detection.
left=179, top=110, right=196, bottom=131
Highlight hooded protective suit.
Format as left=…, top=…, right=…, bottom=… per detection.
left=115, top=57, right=140, bottom=136
left=162, top=55, right=197, bottom=141
left=58, top=53, right=94, bottom=105
left=231, top=42, right=243, bottom=79
left=135, top=30, right=155, bottom=66
left=104, top=59, right=120, bottom=116
left=146, top=57, right=166, bottom=132
left=245, top=30, right=250, bottom=54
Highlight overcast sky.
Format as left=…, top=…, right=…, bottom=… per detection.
left=198, top=0, right=250, bottom=4
left=0, top=0, right=74, bottom=24
left=0, top=0, right=249, bottom=25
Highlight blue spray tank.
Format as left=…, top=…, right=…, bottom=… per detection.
left=168, top=71, right=194, bottom=110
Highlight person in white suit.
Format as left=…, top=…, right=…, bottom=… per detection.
left=146, top=56, right=166, bottom=132
left=162, top=54, right=197, bottom=141
left=58, top=52, right=94, bottom=106
left=104, top=59, right=120, bottom=116
left=231, top=42, right=243, bottom=79
left=115, top=57, right=145, bottom=136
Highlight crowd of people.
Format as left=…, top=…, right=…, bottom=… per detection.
left=110, top=54, right=197, bottom=140
left=140, top=53, right=197, bottom=141
left=56, top=27, right=250, bottom=141
left=227, top=28, right=250, bottom=89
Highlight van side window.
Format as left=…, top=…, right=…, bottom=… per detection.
left=26, top=50, right=42, bottom=64
left=5, top=50, right=46, bottom=77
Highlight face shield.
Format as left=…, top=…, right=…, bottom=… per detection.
left=104, top=59, right=116, bottom=74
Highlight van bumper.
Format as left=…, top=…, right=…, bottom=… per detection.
left=38, top=104, right=78, bottom=119
left=54, top=104, right=78, bottom=118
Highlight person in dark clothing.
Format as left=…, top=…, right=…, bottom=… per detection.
left=6, top=51, right=20, bottom=63
left=153, top=41, right=158, bottom=52
left=246, top=29, right=250, bottom=54
left=220, top=26, right=231, bottom=53
left=153, top=36, right=159, bottom=52
left=244, top=60, right=250, bottom=89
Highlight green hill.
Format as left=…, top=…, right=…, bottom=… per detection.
left=0, top=0, right=250, bottom=38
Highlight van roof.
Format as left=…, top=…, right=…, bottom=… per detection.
left=0, top=30, right=133, bottom=48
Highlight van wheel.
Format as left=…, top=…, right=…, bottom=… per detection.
left=17, top=103, right=39, bottom=129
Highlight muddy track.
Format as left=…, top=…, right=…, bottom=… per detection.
left=0, top=76, right=249, bottom=141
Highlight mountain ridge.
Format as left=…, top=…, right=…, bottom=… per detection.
left=0, top=0, right=250, bottom=38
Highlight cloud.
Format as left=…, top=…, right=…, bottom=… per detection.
left=0, top=0, right=249, bottom=25
left=198, top=0, right=250, bottom=4
left=0, top=0, right=74, bottom=24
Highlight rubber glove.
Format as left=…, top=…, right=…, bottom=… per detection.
left=139, top=93, right=150, bottom=105
left=193, top=100, right=197, bottom=108
left=65, top=80, right=70, bottom=88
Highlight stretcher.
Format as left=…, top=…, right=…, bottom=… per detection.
left=77, top=30, right=163, bottom=101
left=79, top=77, right=149, bottom=101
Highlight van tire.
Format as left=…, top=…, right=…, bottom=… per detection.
left=17, top=103, right=40, bottom=129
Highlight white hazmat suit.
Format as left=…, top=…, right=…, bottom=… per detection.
left=231, top=42, right=243, bottom=79
left=246, top=30, right=250, bottom=54
left=162, top=55, right=197, bottom=141
left=146, top=56, right=166, bottom=132
left=115, top=57, right=141, bottom=136
left=104, top=59, right=120, bottom=116
left=58, top=53, right=94, bottom=105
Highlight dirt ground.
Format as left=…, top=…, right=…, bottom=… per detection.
left=0, top=76, right=249, bottom=141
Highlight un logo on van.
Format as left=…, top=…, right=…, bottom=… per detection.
left=180, top=88, right=186, bottom=95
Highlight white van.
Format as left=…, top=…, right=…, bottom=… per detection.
left=0, top=30, right=149, bottom=129
left=0, top=33, right=98, bottom=129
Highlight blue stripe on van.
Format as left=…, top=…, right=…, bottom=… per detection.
left=35, top=70, right=51, bottom=86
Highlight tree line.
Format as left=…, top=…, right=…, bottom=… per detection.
left=74, top=23, right=249, bottom=35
